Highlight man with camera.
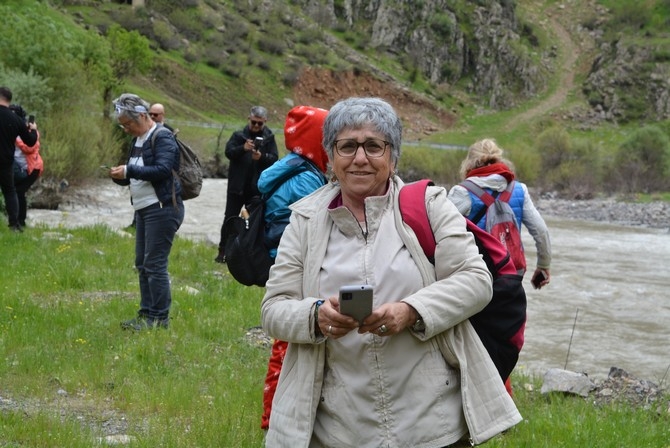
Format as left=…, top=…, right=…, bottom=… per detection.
left=215, top=105, right=278, bottom=263
left=0, top=86, right=38, bottom=232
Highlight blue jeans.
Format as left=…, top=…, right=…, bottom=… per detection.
left=134, top=201, right=184, bottom=320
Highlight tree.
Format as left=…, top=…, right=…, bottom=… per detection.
left=102, top=24, right=154, bottom=118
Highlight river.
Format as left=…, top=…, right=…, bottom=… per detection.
left=519, top=218, right=670, bottom=383
left=28, top=179, right=670, bottom=382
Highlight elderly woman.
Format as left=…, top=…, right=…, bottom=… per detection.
left=261, top=97, right=521, bottom=447
left=447, top=138, right=551, bottom=289
left=109, top=93, right=184, bottom=331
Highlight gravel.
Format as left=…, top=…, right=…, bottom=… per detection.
left=534, top=195, right=670, bottom=230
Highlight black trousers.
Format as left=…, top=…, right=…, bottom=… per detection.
left=14, top=168, right=40, bottom=226
left=0, top=163, right=19, bottom=228
left=218, top=192, right=245, bottom=251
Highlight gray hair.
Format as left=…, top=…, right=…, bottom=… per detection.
left=250, top=105, right=268, bottom=119
left=322, top=97, right=402, bottom=166
left=113, top=93, right=150, bottom=123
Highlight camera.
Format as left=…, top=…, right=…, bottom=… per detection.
left=341, top=292, right=353, bottom=301
left=28, top=115, right=35, bottom=124
left=254, top=137, right=263, bottom=148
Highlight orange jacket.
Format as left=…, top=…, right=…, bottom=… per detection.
left=16, top=132, right=43, bottom=175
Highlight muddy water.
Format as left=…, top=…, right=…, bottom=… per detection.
left=519, top=218, right=670, bottom=382
left=28, top=179, right=670, bottom=381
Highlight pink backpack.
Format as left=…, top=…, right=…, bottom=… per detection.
left=399, top=179, right=527, bottom=381
left=461, top=180, right=527, bottom=273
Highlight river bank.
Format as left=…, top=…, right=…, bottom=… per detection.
left=26, top=179, right=670, bottom=382
left=28, top=178, right=670, bottom=236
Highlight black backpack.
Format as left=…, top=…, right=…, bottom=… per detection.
left=224, top=195, right=274, bottom=287
left=224, top=164, right=310, bottom=287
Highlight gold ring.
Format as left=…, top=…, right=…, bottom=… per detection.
left=379, top=324, right=388, bottom=334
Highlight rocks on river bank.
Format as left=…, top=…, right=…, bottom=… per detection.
left=535, top=194, right=670, bottom=230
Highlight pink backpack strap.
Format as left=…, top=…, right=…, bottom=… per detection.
left=398, top=179, right=436, bottom=262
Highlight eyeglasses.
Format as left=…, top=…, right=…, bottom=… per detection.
left=118, top=120, right=134, bottom=130
left=333, top=138, right=389, bottom=158
left=149, top=112, right=162, bottom=118
left=250, top=120, right=264, bottom=126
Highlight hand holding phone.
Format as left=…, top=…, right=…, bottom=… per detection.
left=531, top=270, right=548, bottom=289
left=339, top=285, right=373, bottom=325
left=28, top=115, right=35, bottom=124
left=254, top=136, right=264, bottom=149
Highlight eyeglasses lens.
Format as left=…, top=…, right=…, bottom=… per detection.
left=335, top=139, right=387, bottom=158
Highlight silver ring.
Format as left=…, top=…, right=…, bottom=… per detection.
left=327, top=325, right=332, bottom=335
left=379, top=324, right=388, bottom=334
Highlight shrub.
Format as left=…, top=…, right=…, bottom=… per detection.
left=535, top=127, right=602, bottom=196
left=153, top=21, right=182, bottom=51
left=168, top=9, right=205, bottom=41
left=397, top=146, right=462, bottom=186
left=258, top=36, right=286, bottom=55
left=608, top=125, right=670, bottom=193
left=537, top=126, right=571, bottom=172
left=0, top=66, right=53, bottom=116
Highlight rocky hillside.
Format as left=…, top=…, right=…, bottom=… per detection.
left=65, top=0, right=551, bottom=127
left=65, top=0, right=670, bottom=132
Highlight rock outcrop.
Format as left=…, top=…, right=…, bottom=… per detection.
left=294, top=0, right=546, bottom=110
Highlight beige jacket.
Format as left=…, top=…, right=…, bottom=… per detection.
left=261, top=177, right=522, bottom=447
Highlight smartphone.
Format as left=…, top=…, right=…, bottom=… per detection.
left=531, top=270, right=547, bottom=289
left=28, top=115, right=35, bottom=124
left=338, top=284, right=373, bottom=325
left=254, top=136, right=263, bottom=148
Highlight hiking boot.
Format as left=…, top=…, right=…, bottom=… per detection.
left=121, top=316, right=169, bottom=331
left=214, top=250, right=226, bottom=263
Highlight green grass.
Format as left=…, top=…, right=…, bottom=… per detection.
left=1, top=223, right=668, bottom=446
left=1, top=224, right=268, bottom=446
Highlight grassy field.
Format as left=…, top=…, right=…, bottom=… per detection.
left=1, top=224, right=668, bottom=447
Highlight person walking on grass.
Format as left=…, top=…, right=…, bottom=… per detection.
left=108, top=93, right=184, bottom=331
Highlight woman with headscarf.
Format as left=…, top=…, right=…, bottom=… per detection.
left=109, top=93, right=184, bottom=331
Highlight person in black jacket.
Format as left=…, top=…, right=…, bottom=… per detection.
left=215, top=105, right=278, bottom=263
left=0, top=87, right=38, bottom=232
left=109, top=93, right=184, bottom=331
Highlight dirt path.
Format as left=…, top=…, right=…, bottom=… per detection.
left=506, top=15, right=579, bottom=129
